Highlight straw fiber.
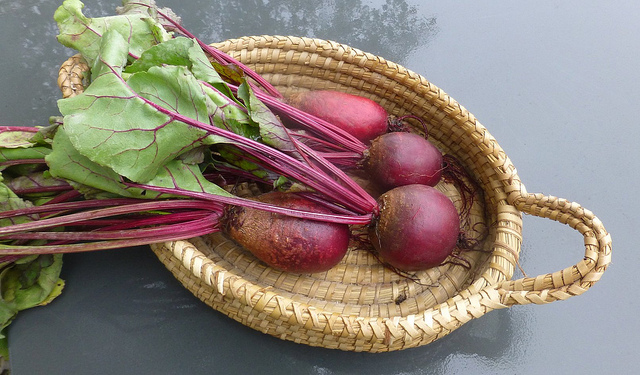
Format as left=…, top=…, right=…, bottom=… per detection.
left=58, top=35, right=612, bottom=352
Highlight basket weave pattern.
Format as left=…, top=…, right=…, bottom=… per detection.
left=58, top=35, right=611, bottom=352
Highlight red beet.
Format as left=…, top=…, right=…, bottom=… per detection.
left=286, top=90, right=389, bottom=144
left=364, top=132, right=443, bottom=191
left=222, top=191, right=350, bottom=273
left=257, top=88, right=448, bottom=191
left=369, top=184, right=460, bottom=271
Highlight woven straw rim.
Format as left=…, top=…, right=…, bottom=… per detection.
left=57, top=35, right=611, bottom=352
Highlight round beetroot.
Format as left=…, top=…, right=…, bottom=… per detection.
left=364, top=132, right=443, bottom=191
left=369, top=184, right=460, bottom=271
left=222, top=192, right=350, bottom=273
left=286, top=90, right=389, bottom=144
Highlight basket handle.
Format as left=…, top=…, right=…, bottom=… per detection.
left=494, top=190, right=612, bottom=306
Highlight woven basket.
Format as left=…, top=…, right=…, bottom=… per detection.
left=57, top=35, right=612, bottom=352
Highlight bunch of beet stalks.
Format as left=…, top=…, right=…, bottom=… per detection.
left=0, top=4, right=481, bottom=276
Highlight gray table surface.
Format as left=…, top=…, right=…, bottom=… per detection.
left=1, top=1, right=637, bottom=374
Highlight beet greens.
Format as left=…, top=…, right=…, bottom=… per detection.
left=1, top=0, right=482, bottom=312
left=2, top=0, right=382, bottom=260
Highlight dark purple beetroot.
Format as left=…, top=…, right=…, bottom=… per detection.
left=369, top=184, right=460, bottom=271
left=364, top=132, right=443, bottom=191
left=222, top=191, right=350, bottom=273
left=286, top=90, right=389, bottom=144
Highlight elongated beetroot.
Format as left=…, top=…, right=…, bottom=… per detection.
left=369, top=184, right=459, bottom=271
left=364, top=132, right=443, bottom=191
left=286, top=90, right=389, bottom=144
left=222, top=191, right=351, bottom=273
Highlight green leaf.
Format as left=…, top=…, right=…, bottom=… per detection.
left=54, top=0, right=170, bottom=65
left=186, top=40, right=232, bottom=90
left=0, top=173, right=65, bottom=336
left=127, top=64, right=213, bottom=124
left=38, top=279, right=65, bottom=307
left=116, top=0, right=182, bottom=33
left=0, top=147, right=50, bottom=163
left=124, top=37, right=262, bottom=142
left=144, top=158, right=233, bottom=198
left=29, top=122, right=61, bottom=146
left=201, top=84, right=260, bottom=141
left=177, top=146, right=207, bottom=165
left=125, top=37, right=196, bottom=74
left=48, top=88, right=231, bottom=201
left=0, top=147, right=50, bottom=174
left=126, top=37, right=224, bottom=82
left=236, top=82, right=295, bottom=152
left=127, top=36, right=236, bottom=99
left=46, top=127, right=136, bottom=198
left=0, top=255, right=64, bottom=337
left=57, top=30, right=220, bottom=184
left=0, top=300, right=17, bottom=340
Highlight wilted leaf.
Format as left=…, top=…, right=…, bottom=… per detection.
left=4, top=171, right=69, bottom=196
left=0, top=255, right=64, bottom=337
left=0, top=128, right=38, bottom=149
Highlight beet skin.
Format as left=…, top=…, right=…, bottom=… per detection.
left=369, top=184, right=460, bottom=271
left=222, top=192, right=350, bottom=273
left=287, top=90, right=389, bottom=144
left=364, top=132, right=444, bottom=191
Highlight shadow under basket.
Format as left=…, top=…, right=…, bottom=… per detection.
left=58, top=35, right=612, bottom=353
